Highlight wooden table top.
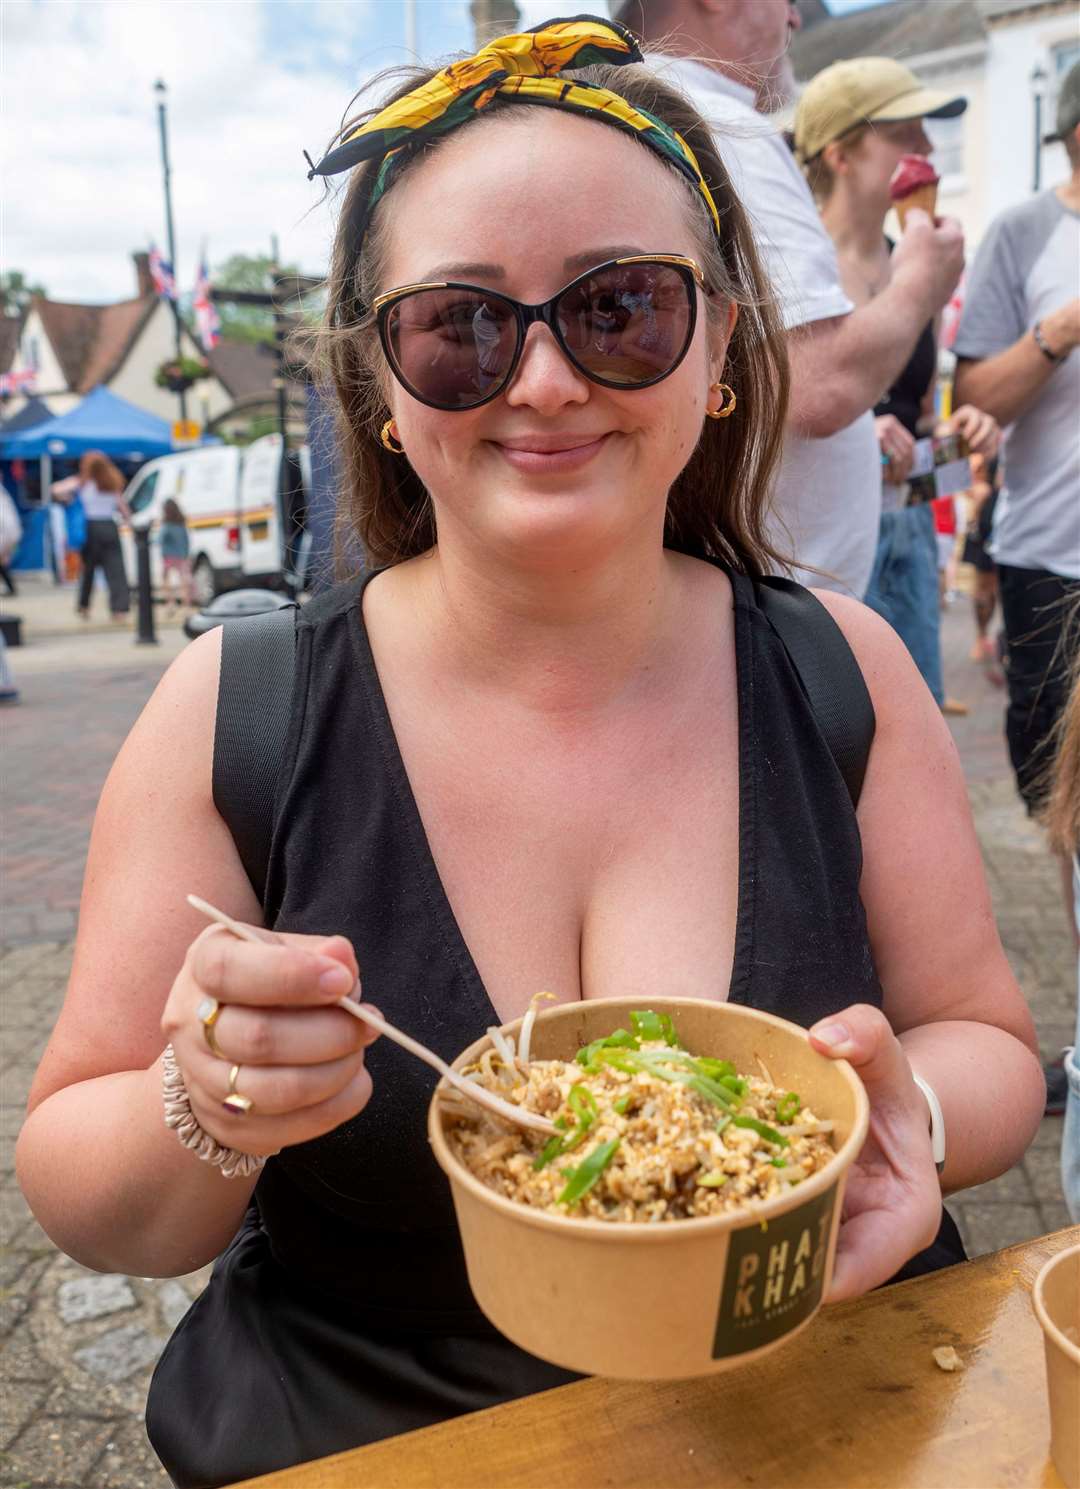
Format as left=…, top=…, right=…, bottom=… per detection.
left=232, top=1225, right=1078, bottom=1489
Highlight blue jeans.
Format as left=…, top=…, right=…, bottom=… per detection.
left=863, top=504, right=944, bottom=706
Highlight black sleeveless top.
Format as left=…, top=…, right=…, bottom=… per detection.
left=874, top=239, right=936, bottom=438
left=146, top=568, right=962, bottom=1488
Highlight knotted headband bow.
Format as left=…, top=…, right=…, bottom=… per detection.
left=307, top=13, right=721, bottom=237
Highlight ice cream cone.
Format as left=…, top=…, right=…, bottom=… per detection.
left=895, top=183, right=938, bottom=228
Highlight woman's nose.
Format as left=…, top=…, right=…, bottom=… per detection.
left=503, top=323, right=590, bottom=412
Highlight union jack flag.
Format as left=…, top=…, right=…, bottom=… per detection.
left=0, top=367, right=37, bottom=397
left=149, top=243, right=176, bottom=301
left=193, top=255, right=220, bottom=349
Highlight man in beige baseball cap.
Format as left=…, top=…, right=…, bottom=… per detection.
left=794, top=57, right=965, bottom=166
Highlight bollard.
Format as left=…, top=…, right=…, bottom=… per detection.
left=134, top=527, right=159, bottom=646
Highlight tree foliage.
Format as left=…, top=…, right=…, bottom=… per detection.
left=210, top=253, right=299, bottom=345
left=1, top=270, right=47, bottom=316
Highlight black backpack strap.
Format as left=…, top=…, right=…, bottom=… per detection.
left=754, top=576, right=876, bottom=809
left=212, top=605, right=299, bottom=904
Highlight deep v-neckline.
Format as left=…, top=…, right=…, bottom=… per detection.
left=348, top=563, right=757, bottom=1028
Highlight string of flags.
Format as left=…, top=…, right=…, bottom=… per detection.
left=148, top=243, right=220, bottom=349
left=193, top=255, right=221, bottom=350
left=0, top=368, right=37, bottom=397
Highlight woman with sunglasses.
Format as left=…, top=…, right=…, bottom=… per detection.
left=16, top=19, right=1042, bottom=1486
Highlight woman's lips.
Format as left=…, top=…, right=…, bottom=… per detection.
left=492, top=433, right=612, bottom=474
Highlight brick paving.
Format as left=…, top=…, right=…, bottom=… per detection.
left=0, top=582, right=1075, bottom=1487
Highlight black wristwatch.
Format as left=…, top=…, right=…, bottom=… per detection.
left=1032, top=320, right=1067, bottom=365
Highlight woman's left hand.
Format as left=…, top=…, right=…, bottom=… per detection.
left=808, top=1004, right=942, bottom=1303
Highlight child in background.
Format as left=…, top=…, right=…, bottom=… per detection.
left=962, top=454, right=1003, bottom=679
left=159, top=499, right=192, bottom=611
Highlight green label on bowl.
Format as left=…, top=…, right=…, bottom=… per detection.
left=712, top=1183, right=837, bottom=1357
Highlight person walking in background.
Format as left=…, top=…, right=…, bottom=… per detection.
left=954, top=59, right=1080, bottom=1114
left=159, top=498, right=193, bottom=612
left=626, top=0, right=965, bottom=598
left=793, top=57, right=999, bottom=718
left=960, top=454, right=1004, bottom=683
left=52, top=452, right=131, bottom=622
left=0, top=480, right=22, bottom=597
left=1040, top=600, right=1079, bottom=1213
left=0, top=633, right=18, bottom=705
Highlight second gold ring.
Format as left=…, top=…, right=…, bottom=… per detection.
left=223, top=1064, right=255, bottom=1117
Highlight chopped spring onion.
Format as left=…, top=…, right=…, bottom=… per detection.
left=776, top=1092, right=802, bottom=1125
left=696, top=1057, right=737, bottom=1081
left=628, top=1053, right=739, bottom=1111
left=575, top=1029, right=640, bottom=1068
left=716, top=1114, right=732, bottom=1134
left=630, top=1009, right=680, bottom=1046
left=558, top=1138, right=621, bottom=1206
left=612, top=1095, right=631, bottom=1115
left=567, top=1084, right=599, bottom=1125
left=731, top=1115, right=789, bottom=1148
left=532, top=1135, right=565, bottom=1171
left=698, top=1171, right=728, bottom=1188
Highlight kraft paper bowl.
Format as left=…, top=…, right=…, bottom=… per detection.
left=429, top=997, right=870, bottom=1379
left=1033, top=1241, right=1080, bottom=1489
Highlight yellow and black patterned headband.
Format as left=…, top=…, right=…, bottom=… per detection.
left=307, top=14, right=721, bottom=238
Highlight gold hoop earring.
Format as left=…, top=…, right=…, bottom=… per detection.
left=380, top=419, right=404, bottom=455
left=706, top=382, right=737, bottom=420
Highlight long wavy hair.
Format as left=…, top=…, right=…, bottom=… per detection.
left=79, top=450, right=125, bottom=493
left=306, top=56, right=791, bottom=578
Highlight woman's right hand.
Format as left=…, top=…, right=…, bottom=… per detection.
left=875, top=413, right=915, bottom=485
left=161, top=925, right=381, bottom=1156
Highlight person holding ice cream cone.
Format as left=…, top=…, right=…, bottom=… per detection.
left=795, top=59, right=1000, bottom=717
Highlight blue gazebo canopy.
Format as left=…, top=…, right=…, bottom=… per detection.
left=0, top=385, right=174, bottom=461
left=0, top=395, right=54, bottom=435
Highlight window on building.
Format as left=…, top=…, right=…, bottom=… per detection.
left=925, top=114, right=964, bottom=180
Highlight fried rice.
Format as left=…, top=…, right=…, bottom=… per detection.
left=444, top=1004, right=837, bottom=1223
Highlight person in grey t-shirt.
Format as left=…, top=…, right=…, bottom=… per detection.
left=956, top=61, right=1080, bottom=1121
left=955, top=60, right=1080, bottom=819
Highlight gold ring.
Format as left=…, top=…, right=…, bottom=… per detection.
left=223, top=1063, right=254, bottom=1116
left=196, top=995, right=226, bottom=1059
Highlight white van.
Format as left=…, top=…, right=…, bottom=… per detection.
left=121, top=434, right=308, bottom=604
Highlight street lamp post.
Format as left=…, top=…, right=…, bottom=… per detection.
left=153, top=78, right=188, bottom=422
left=1031, top=63, right=1048, bottom=193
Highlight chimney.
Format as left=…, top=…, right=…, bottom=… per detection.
left=470, top=0, right=519, bottom=46
left=133, top=250, right=154, bottom=299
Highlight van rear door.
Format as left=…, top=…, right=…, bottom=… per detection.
left=236, top=435, right=283, bottom=582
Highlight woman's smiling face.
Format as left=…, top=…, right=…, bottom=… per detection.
left=376, top=109, right=733, bottom=569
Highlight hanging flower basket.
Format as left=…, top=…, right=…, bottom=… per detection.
left=154, top=356, right=210, bottom=393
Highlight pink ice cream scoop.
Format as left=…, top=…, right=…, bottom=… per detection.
left=889, top=155, right=940, bottom=224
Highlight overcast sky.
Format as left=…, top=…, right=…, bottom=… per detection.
left=2, top=0, right=873, bottom=305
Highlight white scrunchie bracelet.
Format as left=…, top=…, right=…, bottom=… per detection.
left=162, top=1043, right=275, bottom=1179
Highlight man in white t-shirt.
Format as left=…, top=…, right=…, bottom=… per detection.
left=618, top=0, right=964, bottom=597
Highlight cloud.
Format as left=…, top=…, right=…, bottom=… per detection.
left=1, top=0, right=475, bottom=303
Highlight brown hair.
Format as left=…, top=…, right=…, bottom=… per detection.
left=803, top=124, right=871, bottom=204
left=79, top=450, right=125, bottom=493
left=1042, top=601, right=1080, bottom=856
left=162, top=498, right=186, bottom=525
left=306, top=57, right=791, bottom=578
